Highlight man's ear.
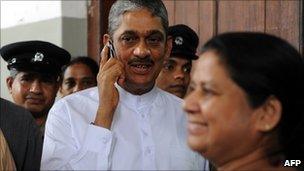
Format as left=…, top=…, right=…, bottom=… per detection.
left=165, top=35, right=172, bottom=59
left=58, top=86, right=63, bottom=95
left=254, top=96, right=282, bottom=132
left=55, top=81, right=60, bottom=92
left=57, top=84, right=64, bottom=98
left=6, top=77, right=14, bottom=94
left=103, top=34, right=110, bottom=46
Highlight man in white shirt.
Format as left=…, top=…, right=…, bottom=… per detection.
left=41, top=0, right=209, bottom=170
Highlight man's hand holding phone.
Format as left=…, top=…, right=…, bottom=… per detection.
left=108, top=40, right=116, bottom=58
left=94, top=41, right=125, bottom=129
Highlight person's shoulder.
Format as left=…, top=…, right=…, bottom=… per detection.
left=67, top=86, right=98, bottom=99
left=155, top=88, right=187, bottom=126
left=155, top=88, right=185, bottom=113
left=156, top=87, right=184, bottom=104
left=0, top=98, right=37, bottom=132
left=59, top=86, right=98, bottom=103
left=0, top=98, right=34, bottom=120
left=52, top=86, right=98, bottom=112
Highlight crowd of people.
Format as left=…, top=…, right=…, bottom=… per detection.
left=0, top=0, right=303, bottom=170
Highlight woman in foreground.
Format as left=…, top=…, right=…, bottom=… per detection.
left=184, top=32, right=304, bottom=171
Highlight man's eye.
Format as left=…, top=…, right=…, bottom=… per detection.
left=121, top=36, right=137, bottom=44
left=64, top=81, right=75, bottom=88
left=163, top=63, right=174, bottom=71
left=183, top=65, right=192, bottom=73
left=147, top=37, right=161, bottom=45
left=82, top=80, right=96, bottom=87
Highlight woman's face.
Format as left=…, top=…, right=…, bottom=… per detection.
left=183, top=51, right=260, bottom=165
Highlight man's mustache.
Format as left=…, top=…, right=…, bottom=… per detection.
left=26, top=94, right=44, bottom=100
left=128, top=56, right=154, bottom=65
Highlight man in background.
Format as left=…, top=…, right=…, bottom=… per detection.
left=0, top=40, right=71, bottom=133
left=59, top=56, right=98, bottom=97
left=41, top=0, right=208, bottom=170
left=156, top=24, right=199, bottom=98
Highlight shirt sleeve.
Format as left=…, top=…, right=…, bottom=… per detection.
left=41, top=101, right=114, bottom=170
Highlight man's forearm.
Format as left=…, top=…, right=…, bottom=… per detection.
left=93, top=107, right=114, bottom=129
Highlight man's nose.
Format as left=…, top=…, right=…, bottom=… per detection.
left=72, top=84, right=84, bottom=93
left=30, top=80, right=42, bottom=94
left=174, top=68, right=185, bottom=80
left=133, top=41, right=151, bottom=58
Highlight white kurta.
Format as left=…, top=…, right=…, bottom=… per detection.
left=41, top=84, right=209, bottom=170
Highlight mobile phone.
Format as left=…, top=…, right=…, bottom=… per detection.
left=108, top=40, right=116, bottom=58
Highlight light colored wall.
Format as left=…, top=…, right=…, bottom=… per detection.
left=0, top=1, right=88, bottom=101
left=1, top=58, right=11, bottom=100
left=1, top=1, right=62, bottom=29
left=61, top=0, right=87, bottom=19
left=0, top=18, right=62, bottom=101
left=62, top=17, right=88, bottom=57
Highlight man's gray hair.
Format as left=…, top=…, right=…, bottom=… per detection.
left=108, top=0, right=168, bottom=37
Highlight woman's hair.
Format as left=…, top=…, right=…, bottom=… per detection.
left=60, top=56, right=99, bottom=81
left=201, top=32, right=304, bottom=163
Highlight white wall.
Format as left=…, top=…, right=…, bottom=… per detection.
left=1, top=1, right=62, bottom=29
left=62, top=0, right=87, bottom=19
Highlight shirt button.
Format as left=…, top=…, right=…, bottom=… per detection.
left=102, top=137, right=108, bottom=143
left=142, top=130, right=148, bottom=137
left=145, top=147, right=152, bottom=155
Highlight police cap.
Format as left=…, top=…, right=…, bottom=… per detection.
left=0, top=40, right=71, bottom=76
left=169, top=24, right=199, bottom=60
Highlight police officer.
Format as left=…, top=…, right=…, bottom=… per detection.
left=0, top=40, right=71, bottom=133
left=156, top=24, right=199, bottom=98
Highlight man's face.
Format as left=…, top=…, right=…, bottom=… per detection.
left=6, top=71, right=59, bottom=118
left=156, top=57, right=192, bottom=98
left=60, top=63, right=97, bottom=97
left=109, top=8, right=171, bottom=93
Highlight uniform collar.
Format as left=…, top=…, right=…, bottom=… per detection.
left=116, top=83, right=158, bottom=109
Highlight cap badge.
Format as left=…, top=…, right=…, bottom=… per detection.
left=11, top=58, right=17, bottom=64
left=175, top=36, right=183, bottom=45
left=33, top=52, right=44, bottom=62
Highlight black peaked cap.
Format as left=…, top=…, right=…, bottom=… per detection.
left=0, top=40, right=71, bottom=76
left=169, top=24, right=199, bottom=60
